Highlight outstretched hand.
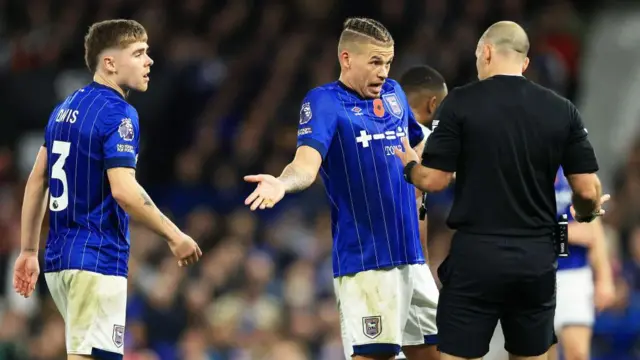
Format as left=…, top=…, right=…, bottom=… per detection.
left=244, top=174, right=286, bottom=211
left=394, top=137, right=420, bottom=166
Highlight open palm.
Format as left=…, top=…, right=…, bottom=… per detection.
left=244, top=174, right=285, bottom=211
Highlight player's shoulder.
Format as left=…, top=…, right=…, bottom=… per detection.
left=308, top=82, right=340, bottom=95
left=303, top=82, right=342, bottom=105
left=383, top=78, right=407, bottom=97
left=99, top=99, right=138, bottom=128
left=384, top=78, right=401, bottom=90
left=83, top=82, right=139, bottom=120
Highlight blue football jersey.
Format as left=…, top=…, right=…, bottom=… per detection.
left=43, top=82, right=140, bottom=277
left=297, top=79, right=426, bottom=277
left=555, top=167, right=588, bottom=270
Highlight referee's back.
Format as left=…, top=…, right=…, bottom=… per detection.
left=435, top=75, right=596, bottom=236
left=418, top=21, right=602, bottom=360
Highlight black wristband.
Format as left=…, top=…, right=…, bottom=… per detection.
left=403, top=161, right=418, bottom=185
left=574, top=212, right=598, bottom=223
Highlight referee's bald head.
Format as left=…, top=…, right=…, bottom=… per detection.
left=476, top=21, right=530, bottom=80
left=480, top=21, right=529, bottom=57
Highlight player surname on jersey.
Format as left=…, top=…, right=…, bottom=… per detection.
left=55, top=108, right=79, bottom=123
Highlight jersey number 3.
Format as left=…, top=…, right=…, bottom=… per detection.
left=50, top=140, right=71, bottom=212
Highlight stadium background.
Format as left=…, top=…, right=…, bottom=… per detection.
left=0, top=0, right=639, bottom=359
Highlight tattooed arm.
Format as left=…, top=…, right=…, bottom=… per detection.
left=107, top=167, right=183, bottom=241
left=277, top=146, right=322, bottom=193
left=244, top=145, right=323, bottom=210
left=20, top=146, right=49, bottom=254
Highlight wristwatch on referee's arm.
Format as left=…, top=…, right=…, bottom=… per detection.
left=403, top=160, right=419, bottom=185
left=573, top=212, right=598, bottom=223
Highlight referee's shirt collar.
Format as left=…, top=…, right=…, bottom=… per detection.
left=487, top=74, right=525, bottom=79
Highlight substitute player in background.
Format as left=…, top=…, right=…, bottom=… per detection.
left=485, top=167, right=615, bottom=360
left=245, top=18, right=440, bottom=360
left=13, top=19, right=201, bottom=360
left=399, top=65, right=447, bottom=138
left=399, top=65, right=448, bottom=286
left=550, top=167, right=615, bottom=360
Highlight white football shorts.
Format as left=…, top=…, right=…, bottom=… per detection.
left=555, top=266, right=594, bottom=331
left=334, top=263, right=439, bottom=359
left=45, top=269, right=127, bottom=358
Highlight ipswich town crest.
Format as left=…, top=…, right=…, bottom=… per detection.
left=382, top=93, right=404, bottom=119
left=362, top=316, right=382, bottom=339
left=112, top=325, right=125, bottom=348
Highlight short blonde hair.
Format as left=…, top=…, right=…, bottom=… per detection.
left=338, top=17, right=394, bottom=52
left=84, top=19, right=148, bottom=73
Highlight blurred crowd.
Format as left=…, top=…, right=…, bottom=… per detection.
left=0, top=0, right=638, bottom=359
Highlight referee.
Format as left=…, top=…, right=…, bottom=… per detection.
left=395, top=21, right=607, bottom=360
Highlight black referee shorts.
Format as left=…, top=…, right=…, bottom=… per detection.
left=436, top=231, right=557, bottom=358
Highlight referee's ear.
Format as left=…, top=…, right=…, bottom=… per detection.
left=522, top=57, right=530, bottom=73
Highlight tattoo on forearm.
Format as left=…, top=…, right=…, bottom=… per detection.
left=22, top=247, right=38, bottom=253
left=279, top=164, right=315, bottom=193
left=140, top=189, right=153, bottom=206
left=129, top=171, right=153, bottom=206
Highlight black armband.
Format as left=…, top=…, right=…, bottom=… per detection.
left=403, top=161, right=418, bottom=185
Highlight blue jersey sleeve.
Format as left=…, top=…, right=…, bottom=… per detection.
left=102, top=108, right=139, bottom=169
left=296, top=88, right=338, bottom=159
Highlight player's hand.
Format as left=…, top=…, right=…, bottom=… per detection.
left=168, top=233, right=202, bottom=267
left=13, top=252, right=40, bottom=298
left=570, top=194, right=611, bottom=220
left=244, top=174, right=285, bottom=211
left=394, top=137, right=420, bottom=166
left=594, top=278, right=616, bottom=312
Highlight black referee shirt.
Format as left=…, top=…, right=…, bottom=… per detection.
left=422, top=75, right=599, bottom=236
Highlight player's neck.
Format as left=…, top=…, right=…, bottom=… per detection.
left=93, top=74, right=126, bottom=98
left=338, top=73, right=366, bottom=98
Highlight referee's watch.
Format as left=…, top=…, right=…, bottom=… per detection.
left=403, top=161, right=418, bottom=185
left=574, top=212, right=598, bottom=223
